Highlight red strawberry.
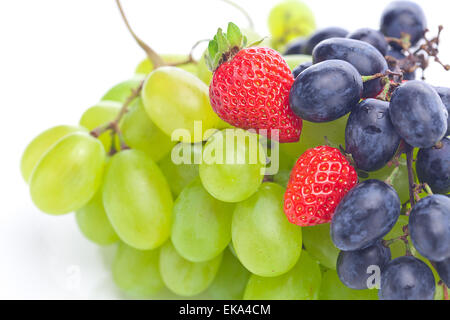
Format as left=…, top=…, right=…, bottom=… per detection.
left=284, top=146, right=358, bottom=226
left=206, top=23, right=302, bottom=143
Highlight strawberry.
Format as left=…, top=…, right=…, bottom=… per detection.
left=284, top=145, right=358, bottom=226
left=206, top=23, right=302, bottom=143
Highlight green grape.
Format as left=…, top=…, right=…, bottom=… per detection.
left=158, top=142, right=203, bottom=197
left=272, top=148, right=296, bottom=188
left=196, top=52, right=213, bottom=85
left=100, top=75, right=144, bottom=103
left=135, top=54, right=197, bottom=76
left=29, top=132, right=105, bottom=215
left=362, top=155, right=409, bottom=204
left=21, top=125, right=86, bottom=183
left=319, top=269, right=378, bottom=300
left=75, top=184, right=119, bottom=246
left=171, top=178, right=234, bottom=262
left=280, top=115, right=348, bottom=160
left=232, top=182, right=302, bottom=277
left=142, top=66, right=224, bottom=143
left=207, top=249, right=250, bottom=300
left=228, top=242, right=237, bottom=258
left=159, top=241, right=222, bottom=297
left=112, top=242, right=164, bottom=298
left=102, top=150, right=173, bottom=250
left=121, top=98, right=175, bottom=162
left=283, top=54, right=312, bottom=70
left=199, top=129, right=265, bottom=203
left=79, top=100, right=121, bottom=150
left=268, top=0, right=316, bottom=50
left=244, top=251, right=320, bottom=300
left=302, top=223, right=340, bottom=269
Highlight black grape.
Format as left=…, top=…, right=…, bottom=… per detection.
left=416, top=137, right=449, bottom=194
left=337, top=241, right=391, bottom=290
left=345, top=99, right=401, bottom=172
left=409, top=195, right=450, bottom=262
left=434, top=86, right=450, bottom=135
left=379, top=256, right=435, bottom=300
left=289, top=60, right=362, bottom=122
left=380, top=1, right=427, bottom=48
left=284, top=37, right=307, bottom=55
left=302, top=27, right=348, bottom=55
left=331, top=180, right=401, bottom=251
left=347, top=28, right=388, bottom=56
left=292, top=61, right=312, bottom=78
left=389, top=81, right=448, bottom=148
left=312, top=38, right=388, bottom=98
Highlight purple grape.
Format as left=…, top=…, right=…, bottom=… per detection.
left=379, top=256, right=435, bottom=300
left=312, top=38, right=388, bottom=98
left=409, top=195, right=450, bottom=262
left=347, top=28, right=388, bottom=56
left=380, top=1, right=427, bottom=48
left=284, top=38, right=307, bottom=55
left=331, top=180, right=401, bottom=251
left=302, top=27, right=349, bottom=55
left=389, top=81, right=447, bottom=148
left=337, top=241, right=391, bottom=290
left=416, top=137, right=450, bottom=194
left=434, top=86, right=450, bottom=136
left=345, top=99, right=401, bottom=172
left=292, top=61, right=312, bottom=78
left=289, top=60, right=362, bottom=122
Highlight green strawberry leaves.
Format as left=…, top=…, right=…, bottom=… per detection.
left=205, top=22, right=247, bottom=72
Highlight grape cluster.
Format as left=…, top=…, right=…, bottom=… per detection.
left=21, top=0, right=449, bottom=300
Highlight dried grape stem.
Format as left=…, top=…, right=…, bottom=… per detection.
left=115, top=0, right=165, bottom=68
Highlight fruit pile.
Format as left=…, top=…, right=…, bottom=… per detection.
left=21, top=0, right=449, bottom=300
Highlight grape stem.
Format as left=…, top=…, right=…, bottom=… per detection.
left=115, top=0, right=165, bottom=68
left=90, top=80, right=144, bottom=152
left=220, top=0, right=254, bottom=30
left=405, top=144, right=416, bottom=208
left=361, top=70, right=402, bottom=83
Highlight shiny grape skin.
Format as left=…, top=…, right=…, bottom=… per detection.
left=312, top=38, right=388, bottom=98
left=389, top=81, right=448, bottom=148
left=409, top=195, right=450, bottom=262
left=345, top=99, right=401, bottom=172
left=434, top=87, right=450, bottom=135
left=379, top=256, right=435, bottom=300
left=337, top=241, right=391, bottom=290
left=416, top=138, right=449, bottom=194
left=380, top=1, right=427, bottom=48
left=434, top=257, right=450, bottom=287
left=292, top=61, right=312, bottom=78
left=331, top=180, right=401, bottom=251
left=303, top=27, right=349, bottom=55
left=284, top=38, right=307, bottom=55
left=385, top=49, right=416, bottom=80
left=289, top=60, right=362, bottom=122
left=347, top=28, right=388, bottom=56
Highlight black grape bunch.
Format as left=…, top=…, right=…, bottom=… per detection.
left=287, top=1, right=450, bottom=300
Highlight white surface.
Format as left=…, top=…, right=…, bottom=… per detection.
left=0, top=0, right=449, bottom=299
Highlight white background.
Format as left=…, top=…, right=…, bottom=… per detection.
left=0, top=0, right=449, bottom=299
